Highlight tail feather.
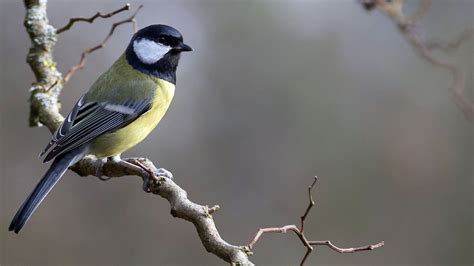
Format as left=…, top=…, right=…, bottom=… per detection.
left=9, top=148, right=84, bottom=234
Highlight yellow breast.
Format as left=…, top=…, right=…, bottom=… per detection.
left=89, top=79, right=175, bottom=158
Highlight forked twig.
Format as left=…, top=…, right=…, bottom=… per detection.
left=300, top=176, right=317, bottom=233
left=56, top=4, right=131, bottom=34
left=63, top=5, right=143, bottom=83
left=246, top=177, right=384, bottom=266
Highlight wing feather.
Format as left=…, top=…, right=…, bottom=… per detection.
left=40, top=95, right=90, bottom=156
left=42, top=97, right=151, bottom=162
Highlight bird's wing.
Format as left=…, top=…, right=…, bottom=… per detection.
left=41, top=97, right=151, bottom=162
left=40, top=95, right=89, bottom=156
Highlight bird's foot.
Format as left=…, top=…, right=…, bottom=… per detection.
left=95, top=157, right=109, bottom=181
left=110, top=156, right=147, bottom=177
left=155, top=167, right=173, bottom=180
left=127, top=158, right=173, bottom=180
left=129, top=159, right=173, bottom=193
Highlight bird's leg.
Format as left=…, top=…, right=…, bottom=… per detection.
left=124, top=157, right=173, bottom=180
left=107, top=155, right=147, bottom=175
left=128, top=158, right=174, bottom=193
left=131, top=159, right=159, bottom=192
left=108, top=155, right=174, bottom=179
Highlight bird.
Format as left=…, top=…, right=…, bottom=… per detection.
left=9, top=24, right=192, bottom=234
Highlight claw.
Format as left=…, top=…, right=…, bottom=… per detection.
left=95, top=158, right=110, bottom=181
left=156, top=168, right=173, bottom=179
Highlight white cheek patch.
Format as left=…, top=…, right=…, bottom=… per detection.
left=133, top=38, right=172, bottom=64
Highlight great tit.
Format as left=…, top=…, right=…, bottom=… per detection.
left=9, top=24, right=192, bottom=234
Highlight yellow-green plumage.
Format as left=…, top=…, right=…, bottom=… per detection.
left=87, top=54, right=175, bottom=157
left=9, top=24, right=190, bottom=234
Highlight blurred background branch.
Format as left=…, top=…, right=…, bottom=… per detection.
left=360, top=0, right=474, bottom=122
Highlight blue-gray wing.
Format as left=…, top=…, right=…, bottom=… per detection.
left=40, top=95, right=89, bottom=157
left=41, top=97, right=151, bottom=162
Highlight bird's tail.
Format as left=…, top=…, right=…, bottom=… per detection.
left=9, top=148, right=85, bottom=234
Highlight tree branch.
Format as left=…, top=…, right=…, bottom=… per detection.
left=63, top=5, right=143, bottom=83
left=246, top=177, right=384, bottom=266
left=70, top=156, right=252, bottom=264
left=56, top=3, right=131, bottom=34
left=360, top=0, right=474, bottom=122
left=23, top=1, right=254, bottom=264
left=300, top=176, right=317, bottom=233
left=24, top=0, right=63, bottom=129
left=23, top=1, right=383, bottom=265
left=309, top=240, right=385, bottom=253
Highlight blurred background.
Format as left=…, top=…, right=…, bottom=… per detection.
left=1, top=0, right=472, bottom=265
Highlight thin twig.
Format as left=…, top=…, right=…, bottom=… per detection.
left=63, top=5, right=143, bottom=83
left=248, top=225, right=308, bottom=250
left=247, top=177, right=384, bottom=266
left=56, top=4, right=131, bottom=34
left=300, top=176, right=317, bottom=233
left=309, top=240, right=385, bottom=253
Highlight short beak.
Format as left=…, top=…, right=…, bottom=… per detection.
left=175, top=43, right=193, bottom=52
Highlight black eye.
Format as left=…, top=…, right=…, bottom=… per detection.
left=159, top=36, right=166, bottom=42
left=156, top=35, right=180, bottom=46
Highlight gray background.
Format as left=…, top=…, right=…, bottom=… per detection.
left=1, top=0, right=472, bottom=265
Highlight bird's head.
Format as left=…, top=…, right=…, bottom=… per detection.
left=126, top=24, right=192, bottom=84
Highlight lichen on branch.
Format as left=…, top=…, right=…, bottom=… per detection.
left=24, top=0, right=63, bottom=128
